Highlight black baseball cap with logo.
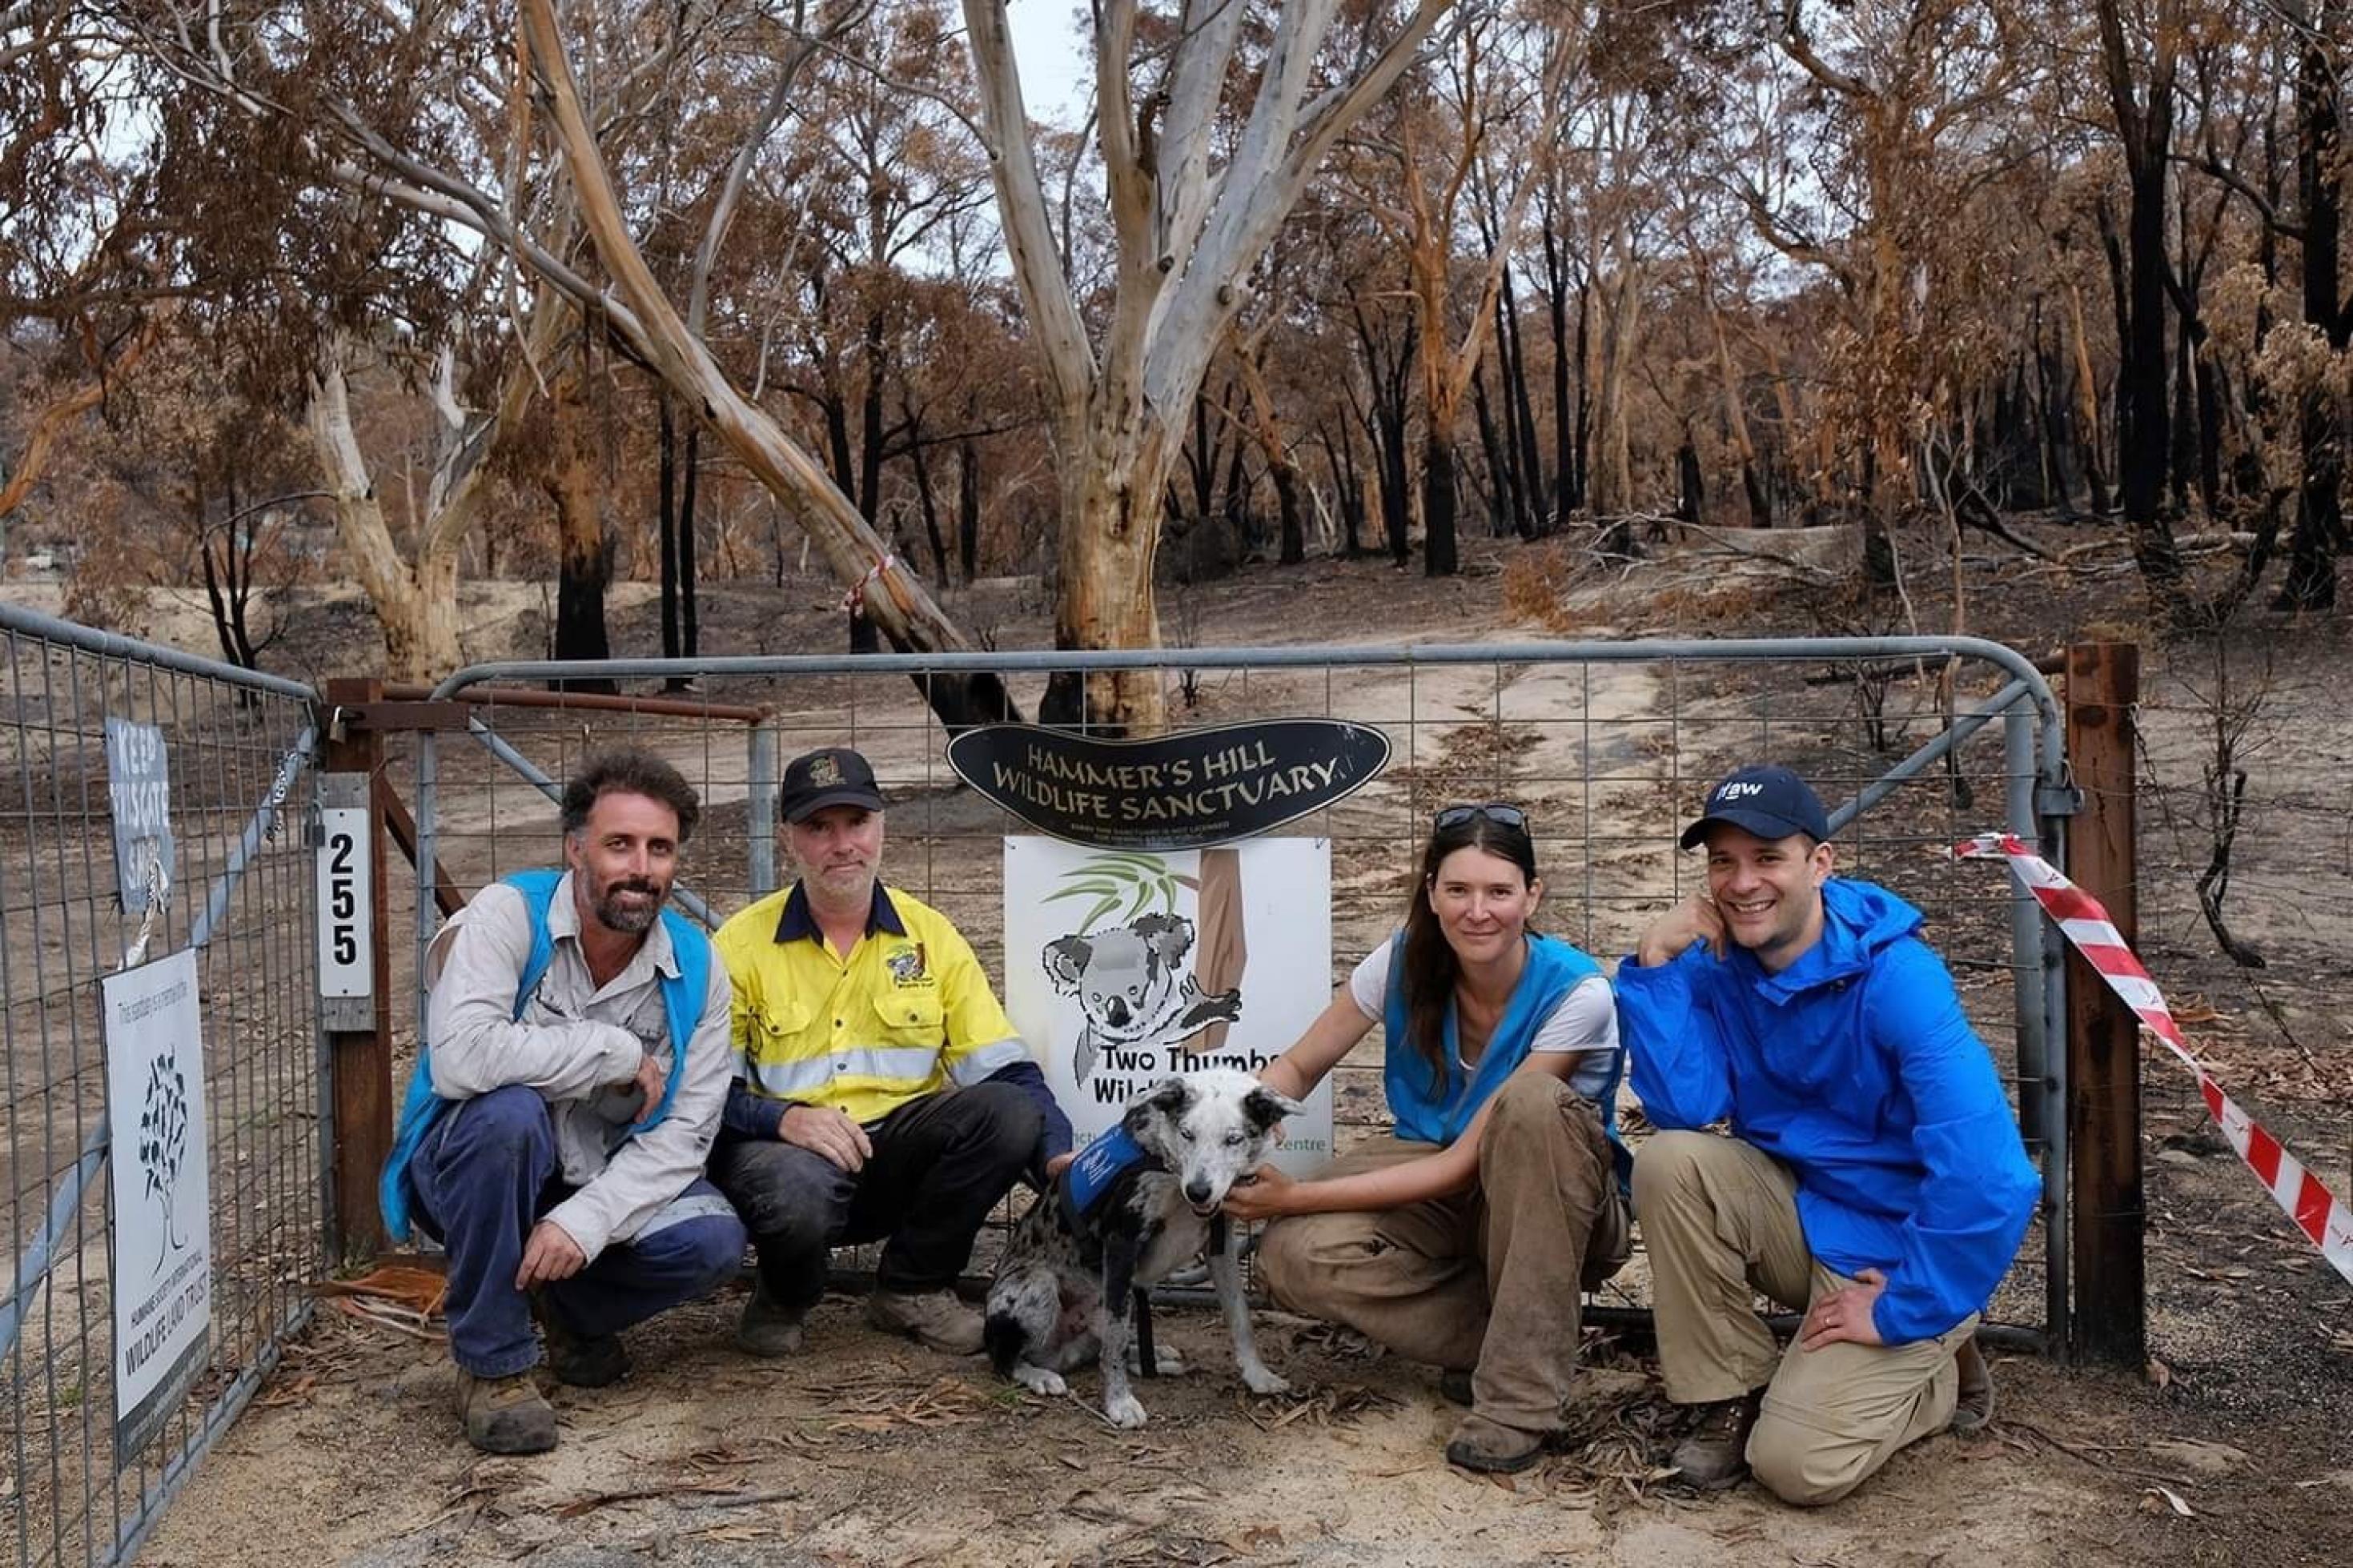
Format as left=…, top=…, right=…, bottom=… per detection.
left=780, top=746, right=887, bottom=824
left=1679, top=763, right=1831, bottom=849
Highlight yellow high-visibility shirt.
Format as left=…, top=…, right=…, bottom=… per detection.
left=714, top=880, right=1026, bottom=1125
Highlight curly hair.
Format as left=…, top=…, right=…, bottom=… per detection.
left=560, top=748, right=701, bottom=844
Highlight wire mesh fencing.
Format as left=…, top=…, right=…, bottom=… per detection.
left=0, top=605, right=322, bottom=1568
left=408, top=636, right=2068, bottom=1344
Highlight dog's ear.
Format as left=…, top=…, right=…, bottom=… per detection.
left=1122, top=1076, right=1192, bottom=1140
left=1130, top=912, right=1195, bottom=962
left=1042, top=934, right=1091, bottom=994
left=1243, top=1085, right=1307, bottom=1134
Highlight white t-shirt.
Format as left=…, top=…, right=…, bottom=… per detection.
left=1348, top=936, right=1619, bottom=1104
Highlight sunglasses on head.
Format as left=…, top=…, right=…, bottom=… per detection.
left=1433, top=802, right=1528, bottom=832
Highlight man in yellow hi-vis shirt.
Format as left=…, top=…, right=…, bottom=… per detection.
left=710, top=747, right=1073, bottom=1357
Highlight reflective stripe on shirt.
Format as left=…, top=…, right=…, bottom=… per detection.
left=745, top=1045, right=946, bottom=1099
left=946, top=1037, right=1027, bottom=1085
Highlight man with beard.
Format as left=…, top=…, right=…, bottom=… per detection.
left=711, top=746, right=1071, bottom=1358
left=381, top=748, right=745, bottom=1454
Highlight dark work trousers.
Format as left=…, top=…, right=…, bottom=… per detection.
left=708, top=1081, right=1042, bottom=1311
left=409, top=1084, right=748, bottom=1378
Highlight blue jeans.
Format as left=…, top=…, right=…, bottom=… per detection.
left=409, top=1085, right=746, bottom=1378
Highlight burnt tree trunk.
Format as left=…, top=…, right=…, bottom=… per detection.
left=2096, top=2, right=2186, bottom=590
left=2278, top=18, right=2347, bottom=611
left=546, top=379, right=616, bottom=692
left=1423, top=431, right=1460, bottom=577
left=958, top=438, right=982, bottom=583
left=658, top=394, right=680, bottom=660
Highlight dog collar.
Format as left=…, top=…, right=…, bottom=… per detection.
left=1062, top=1124, right=1162, bottom=1221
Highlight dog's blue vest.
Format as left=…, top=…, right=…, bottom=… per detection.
left=1381, top=931, right=1630, bottom=1185
left=1061, top=1124, right=1160, bottom=1224
left=377, top=868, right=713, bottom=1243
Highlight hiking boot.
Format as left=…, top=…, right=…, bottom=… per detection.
left=1951, top=1337, right=1994, bottom=1435
left=454, top=1367, right=557, bottom=1454
left=736, top=1280, right=808, bottom=1359
left=1439, top=1369, right=1476, bottom=1407
left=1444, top=1412, right=1549, bottom=1474
left=531, top=1290, right=629, bottom=1388
left=866, top=1289, right=984, bottom=1354
left=1669, top=1389, right=1764, bottom=1490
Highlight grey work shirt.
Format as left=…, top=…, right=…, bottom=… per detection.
left=423, top=873, right=733, bottom=1261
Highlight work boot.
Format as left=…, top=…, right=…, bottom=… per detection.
left=454, top=1368, right=558, bottom=1454
left=1438, top=1369, right=1476, bottom=1407
left=1444, top=1412, right=1550, bottom=1474
left=1951, top=1337, right=1994, bottom=1435
left=737, top=1280, right=808, bottom=1359
left=1669, top=1389, right=1765, bottom=1490
left=532, top=1290, right=629, bottom=1388
left=866, top=1289, right=984, bottom=1354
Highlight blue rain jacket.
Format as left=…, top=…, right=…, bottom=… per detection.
left=1617, top=879, right=2039, bottom=1345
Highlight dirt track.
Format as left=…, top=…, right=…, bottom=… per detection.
left=87, top=535, right=2353, bottom=1565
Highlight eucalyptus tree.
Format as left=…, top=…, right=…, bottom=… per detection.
left=960, top=0, right=1463, bottom=728
left=1343, top=2, right=1576, bottom=575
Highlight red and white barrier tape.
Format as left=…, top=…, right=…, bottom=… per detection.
left=1954, top=832, right=2353, bottom=1286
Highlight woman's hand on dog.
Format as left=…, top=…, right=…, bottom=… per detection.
left=780, top=1104, right=873, bottom=1171
left=1219, top=1164, right=1295, bottom=1222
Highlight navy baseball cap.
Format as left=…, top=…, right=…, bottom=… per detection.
left=780, top=746, right=886, bottom=824
left=1680, top=764, right=1830, bottom=849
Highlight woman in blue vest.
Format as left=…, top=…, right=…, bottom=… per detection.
left=1228, top=803, right=1630, bottom=1474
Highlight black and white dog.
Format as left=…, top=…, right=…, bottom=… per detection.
left=984, top=1068, right=1301, bottom=1428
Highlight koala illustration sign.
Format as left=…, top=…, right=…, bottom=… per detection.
left=1002, top=837, right=1335, bottom=1177
left=948, top=718, right=1391, bottom=850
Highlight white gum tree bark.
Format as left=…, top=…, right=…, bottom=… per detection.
left=304, top=314, right=552, bottom=681
left=961, top=0, right=1457, bottom=730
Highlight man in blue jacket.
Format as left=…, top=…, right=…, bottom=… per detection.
left=1617, top=764, right=2038, bottom=1504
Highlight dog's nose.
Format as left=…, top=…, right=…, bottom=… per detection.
left=1184, top=1179, right=1213, bottom=1205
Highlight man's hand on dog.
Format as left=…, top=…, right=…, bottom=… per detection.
left=781, top=1104, right=873, bottom=1171
left=516, top=1218, right=586, bottom=1288
left=1045, top=1152, right=1076, bottom=1178
left=1219, top=1164, right=1294, bottom=1222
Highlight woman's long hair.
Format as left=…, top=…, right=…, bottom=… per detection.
left=1398, top=808, right=1540, bottom=1096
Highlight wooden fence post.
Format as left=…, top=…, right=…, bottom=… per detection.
left=2065, top=642, right=2145, bottom=1365
left=323, top=676, right=391, bottom=1262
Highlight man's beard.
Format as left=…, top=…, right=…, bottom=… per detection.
left=810, top=860, right=874, bottom=902
left=593, top=877, right=665, bottom=934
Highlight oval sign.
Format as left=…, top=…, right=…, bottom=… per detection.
left=946, top=718, right=1392, bottom=850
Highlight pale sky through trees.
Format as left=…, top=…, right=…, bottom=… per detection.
left=1005, top=1, right=1086, bottom=122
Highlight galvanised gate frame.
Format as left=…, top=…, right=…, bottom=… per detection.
left=413, top=637, right=2071, bottom=1346
left=0, top=604, right=323, bottom=1568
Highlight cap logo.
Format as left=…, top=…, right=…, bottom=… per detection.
left=1717, top=781, right=1764, bottom=802
left=808, top=756, right=841, bottom=788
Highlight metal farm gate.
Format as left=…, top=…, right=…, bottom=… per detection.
left=405, top=637, right=2073, bottom=1348
left=0, top=605, right=323, bottom=1567
left=0, top=616, right=2089, bottom=1568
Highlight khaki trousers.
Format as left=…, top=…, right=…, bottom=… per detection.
left=1256, top=1074, right=1629, bottom=1436
left=1632, top=1129, right=1975, bottom=1506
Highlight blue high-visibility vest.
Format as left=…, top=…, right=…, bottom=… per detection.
left=376, top=868, right=710, bottom=1242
